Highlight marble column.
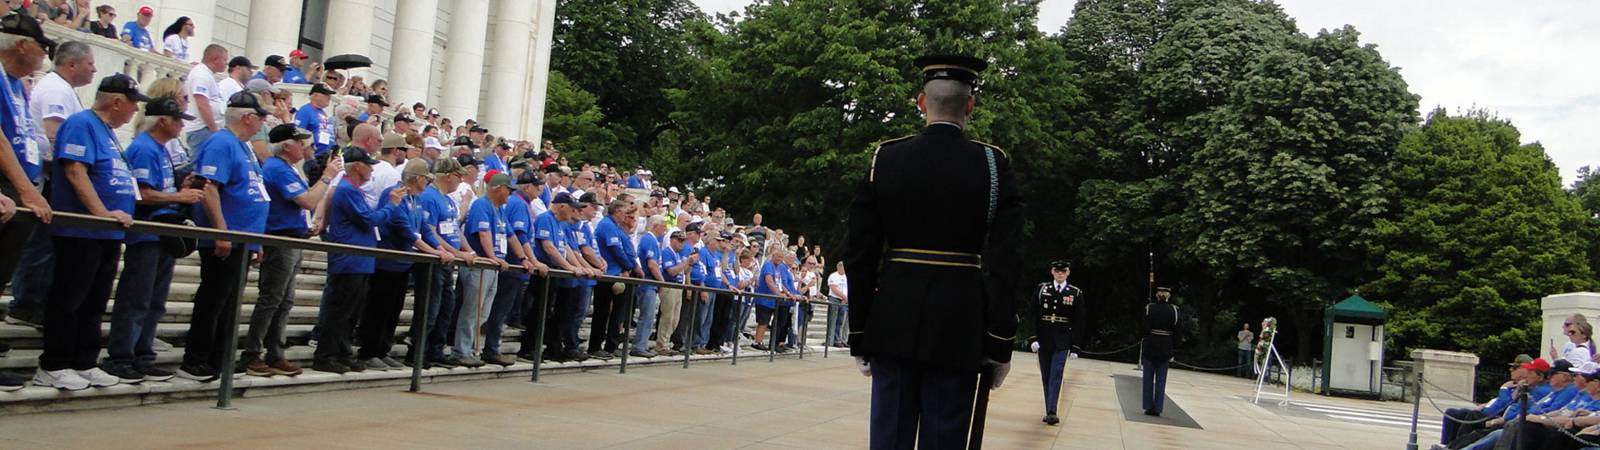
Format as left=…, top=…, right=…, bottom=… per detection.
left=387, top=0, right=438, bottom=108
left=244, top=0, right=304, bottom=62
left=438, top=0, right=490, bottom=124
left=321, top=0, right=376, bottom=62
left=523, top=0, right=558, bottom=143
left=481, top=0, right=533, bottom=139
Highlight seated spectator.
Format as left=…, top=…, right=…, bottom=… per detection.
left=1506, top=363, right=1600, bottom=450
left=119, top=5, right=154, bottom=52
left=84, top=5, right=116, bottom=39
left=1443, top=358, right=1579, bottom=449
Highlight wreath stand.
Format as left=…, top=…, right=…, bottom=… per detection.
left=1252, top=330, right=1291, bottom=406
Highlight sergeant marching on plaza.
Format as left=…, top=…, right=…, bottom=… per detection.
left=1141, top=286, right=1180, bottom=417
left=1027, top=260, right=1083, bottom=426
left=844, top=53, right=1025, bottom=449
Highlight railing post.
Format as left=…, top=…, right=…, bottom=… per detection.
left=530, top=278, right=549, bottom=383
left=769, top=302, right=780, bottom=363
left=824, top=301, right=833, bottom=359
left=1406, top=370, right=1423, bottom=450
left=214, top=245, right=249, bottom=410
left=798, top=301, right=808, bottom=360
left=618, top=284, right=634, bottom=374
left=683, top=290, right=697, bottom=369
left=731, top=295, right=740, bottom=366
left=409, top=262, right=434, bottom=393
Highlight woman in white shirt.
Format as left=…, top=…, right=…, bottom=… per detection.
left=161, top=16, right=193, bottom=62
left=1552, top=314, right=1596, bottom=367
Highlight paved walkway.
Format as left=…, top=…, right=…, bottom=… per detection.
left=0, top=353, right=1419, bottom=449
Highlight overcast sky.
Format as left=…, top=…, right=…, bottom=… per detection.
left=691, top=0, right=1598, bottom=184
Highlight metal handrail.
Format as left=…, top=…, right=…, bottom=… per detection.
left=11, top=208, right=813, bottom=303
left=9, top=208, right=837, bottom=409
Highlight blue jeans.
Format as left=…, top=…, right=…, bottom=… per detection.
left=693, top=294, right=715, bottom=348
left=631, top=288, right=660, bottom=353
left=1464, top=428, right=1502, bottom=450
left=413, top=265, right=456, bottom=360
left=826, top=300, right=848, bottom=345
left=568, top=285, right=593, bottom=350
left=105, top=242, right=173, bottom=369
left=453, top=267, right=500, bottom=357
left=7, top=223, right=55, bottom=312
left=1141, top=353, right=1170, bottom=414
left=481, top=272, right=526, bottom=356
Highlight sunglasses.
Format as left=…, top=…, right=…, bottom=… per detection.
left=1568, top=330, right=1580, bottom=336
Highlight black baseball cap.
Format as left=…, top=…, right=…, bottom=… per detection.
left=551, top=192, right=579, bottom=208
left=456, top=155, right=480, bottom=168
left=97, top=74, right=150, bottom=102
left=392, top=113, right=414, bottom=123
left=343, top=148, right=379, bottom=166
left=578, top=192, right=598, bottom=206
left=684, top=222, right=703, bottom=233
left=470, top=126, right=488, bottom=134
left=452, top=136, right=477, bottom=149
left=0, top=13, right=55, bottom=57
left=516, top=170, right=542, bottom=186
left=227, top=91, right=268, bottom=115
left=227, top=56, right=256, bottom=70
left=268, top=124, right=311, bottom=144
left=310, top=83, right=337, bottom=96
left=143, top=97, right=193, bottom=120
left=365, top=94, right=388, bottom=107
left=263, top=55, right=289, bottom=70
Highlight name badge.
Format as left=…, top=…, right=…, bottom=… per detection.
left=23, top=139, right=38, bottom=165
left=439, top=220, right=457, bottom=236
left=494, top=233, right=507, bottom=255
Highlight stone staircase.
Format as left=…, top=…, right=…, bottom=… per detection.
left=0, top=247, right=842, bottom=414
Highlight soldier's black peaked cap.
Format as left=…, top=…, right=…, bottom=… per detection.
left=1050, top=260, right=1070, bottom=271
left=914, top=54, right=987, bottom=87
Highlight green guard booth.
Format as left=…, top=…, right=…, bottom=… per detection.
left=1321, top=294, right=1387, bottom=397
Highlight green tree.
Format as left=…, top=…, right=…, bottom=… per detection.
left=1366, top=110, right=1595, bottom=370
left=540, top=70, right=619, bottom=162
left=551, top=0, right=705, bottom=159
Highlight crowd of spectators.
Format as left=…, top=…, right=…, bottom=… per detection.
left=0, top=10, right=846, bottom=392
left=1435, top=314, right=1600, bottom=450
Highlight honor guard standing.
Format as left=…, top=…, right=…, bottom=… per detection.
left=1140, top=286, right=1180, bottom=416
left=845, top=54, right=1025, bottom=449
left=1027, top=260, right=1083, bottom=425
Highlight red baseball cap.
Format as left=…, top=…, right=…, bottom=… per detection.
left=483, top=169, right=501, bottom=184
left=138, top=6, right=153, bottom=16
left=1523, top=358, right=1552, bottom=373
left=289, top=49, right=307, bottom=59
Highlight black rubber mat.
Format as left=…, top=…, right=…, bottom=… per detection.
left=1112, top=374, right=1203, bottom=429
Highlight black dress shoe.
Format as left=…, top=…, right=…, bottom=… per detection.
left=1043, top=414, right=1059, bottom=425
left=1143, top=410, right=1160, bottom=417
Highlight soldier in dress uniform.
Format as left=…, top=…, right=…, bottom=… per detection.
left=845, top=54, right=1025, bottom=449
left=1027, top=260, right=1083, bottom=426
left=1141, top=286, right=1180, bottom=416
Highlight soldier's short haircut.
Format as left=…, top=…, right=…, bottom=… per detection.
left=922, top=79, right=973, bottom=118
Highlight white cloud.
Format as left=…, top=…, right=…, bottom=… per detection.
left=694, top=0, right=1598, bottom=182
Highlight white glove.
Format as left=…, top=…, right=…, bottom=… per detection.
left=855, top=356, right=872, bottom=377
left=986, top=359, right=1011, bottom=390
left=1030, top=341, right=1040, bottom=352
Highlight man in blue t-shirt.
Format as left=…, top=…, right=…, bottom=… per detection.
left=180, top=92, right=273, bottom=382
left=517, top=191, right=592, bottom=362
left=119, top=7, right=155, bottom=52
left=357, top=160, right=456, bottom=371
left=588, top=199, right=640, bottom=359
left=752, top=249, right=799, bottom=352
left=313, top=148, right=403, bottom=374
left=653, top=229, right=691, bottom=355
left=295, top=83, right=338, bottom=159
left=239, top=124, right=340, bottom=377
left=693, top=232, right=728, bottom=353
left=104, top=97, right=202, bottom=383
left=477, top=171, right=546, bottom=366
left=565, top=194, right=608, bottom=359
left=32, top=75, right=145, bottom=391
left=0, top=13, right=57, bottom=340
left=629, top=215, right=671, bottom=357
left=408, top=157, right=478, bottom=367
left=450, top=172, right=516, bottom=367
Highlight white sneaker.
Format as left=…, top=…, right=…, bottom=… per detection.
left=152, top=338, right=174, bottom=352
left=75, top=368, right=120, bottom=388
left=33, top=369, right=90, bottom=391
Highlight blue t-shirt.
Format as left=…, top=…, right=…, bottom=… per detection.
left=262, top=156, right=311, bottom=235
left=531, top=210, right=568, bottom=266
left=121, top=21, right=153, bottom=51
left=483, top=154, right=507, bottom=174
left=283, top=67, right=309, bottom=84
left=626, top=175, right=644, bottom=189
left=636, top=232, right=662, bottom=292
left=754, top=260, right=784, bottom=308
left=325, top=179, right=398, bottom=274
left=294, top=103, right=334, bottom=157
left=123, top=133, right=177, bottom=244
left=192, top=130, right=269, bottom=247
left=463, top=197, right=508, bottom=259
left=375, top=186, right=424, bottom=273
left=573, top=221, right=598, bottom=287
left=703, top=249, right=727, bottom=289
left=0, top=72, right=39, bottom=183
left=501, top=192, right=534, bottom=280
left=50, top=110, right=134, bottom=240
left=1530, top=383, right=1582, bottom=415
left=420, top=185, right=461, bottom=249
left=658, top=239, right=684, bottom=284
left=678, top=244, right=706, bottom=285
left=595, top=216, right=637, bottom=277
